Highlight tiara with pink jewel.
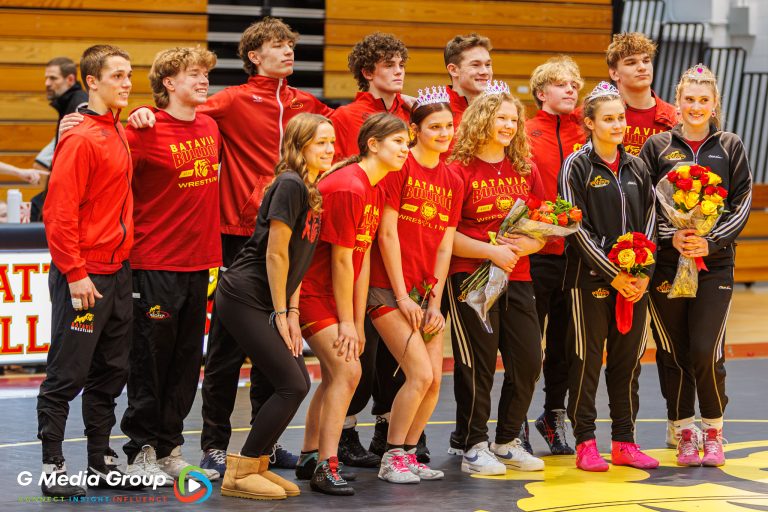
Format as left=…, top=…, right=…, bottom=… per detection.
left=483, top=80, right=511, bottom=96
left=414, top=86, right=451, bottom=109
left=586, top=81, right=620, bottom=101
left=684, top=64, right=713, bottom=81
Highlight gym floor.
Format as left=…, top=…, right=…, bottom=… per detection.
left=1, top=357, right=767, bottom=511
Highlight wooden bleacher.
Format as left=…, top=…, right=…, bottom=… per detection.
left=323, top=0, right=613, bottom=111
left=0, top=0, right=207, bottom=199
left=735, top=184, right=768, bottom=284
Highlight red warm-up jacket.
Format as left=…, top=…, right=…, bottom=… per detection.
left=197, top=75, right=334, bottom=236
left=43, top=109, right=134, bottom=282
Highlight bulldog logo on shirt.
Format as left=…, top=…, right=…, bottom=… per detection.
left=420, top=201, right=438, bottom=221
left=194, top=158, right=211, bottom=178
left=590, top=175, right=610, bottom=188
left=665, top=150, right=687, bottom=161
left=592, top=288, right=610, bottom=299
left=495, top=195, right=513, bottom=212
left=656, top=280, right=672, bottom=294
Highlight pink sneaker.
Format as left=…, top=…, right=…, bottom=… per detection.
left=701, top=428, right=725, bottom=467
left=576, top=439, right=609, bottom=472
left=676, top=429, right=701, bottom=466
left=611, top=441, right=659, bottom=469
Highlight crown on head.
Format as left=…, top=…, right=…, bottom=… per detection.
left=483, top=80, right=511, bottom=96
left=586, top=81, right=620, bottom=101
left=684, top=63, right=712, bottom=81
left=414, top=86, right=451, bottom=109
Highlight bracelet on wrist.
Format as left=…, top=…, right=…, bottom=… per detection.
left=269, top=309, right=288, bottom=326
left=395, top=295, right=410, bottom=303
left=288, top=307, right=300, bottom=316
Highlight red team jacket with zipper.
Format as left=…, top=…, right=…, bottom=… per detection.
left=331, top=91, right=410, bottom=161
left=43, top=109, right=134, bottom=282
left=197, top=75, right=333, bottom=237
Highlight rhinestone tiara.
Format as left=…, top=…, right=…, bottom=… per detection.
left=483, top=80, right=511, bottom=96
left=414, top=85, right=451, bottom=109
left=684, top=63, right=714, bottom=81
left=586, top=81, right=620, bottom=101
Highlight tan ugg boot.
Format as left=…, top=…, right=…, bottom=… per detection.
left=220, top=453, right=286, bottom=500
left=258, top=455, right=300, bottom=497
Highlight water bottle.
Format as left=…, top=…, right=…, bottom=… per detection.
left=7, top=188, right=22, bottom=223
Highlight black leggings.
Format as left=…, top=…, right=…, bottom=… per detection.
left=215, top=291, right=310, bottom=457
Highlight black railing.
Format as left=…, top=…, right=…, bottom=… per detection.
left=620, top=0, right=665, bottom=41
left=654, top=22, right=707, bottom=103
left=703, top=47, right=747, bottom=131
left=732, top=72, right=768, bottom=183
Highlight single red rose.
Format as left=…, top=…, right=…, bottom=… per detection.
left=705, top=185, right=717, bottom=196
left=529, top=209, right=542, bottom=221
left=569, top=208, right=582, bottom=222
left=667, top=170, right=679, bottom=182
left=635, top=248, right=648, bottom=264
left=716, top=186, right=728, bottom=198
left=616, top=240, right=633, bottom=251
left=557, top=212, right=569, bottom=226
left=699, top=173, right=710, bottom=186
left=647, top=240, right=656, bottom=252
left=425, top=275, right=438, bottom=288
left=608, top=247, right=619, bottom=263
left=676, top=178, right=693, bottom=191
left=525, top=195, right=542, bottom=211
left=690, top=166, right=703, bottom=178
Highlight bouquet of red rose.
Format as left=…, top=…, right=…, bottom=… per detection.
left=607, top=232, right=656, bottom=334
left=459, top=196, right=581, bottom=332
left=655, top=162, right=728, bottom=298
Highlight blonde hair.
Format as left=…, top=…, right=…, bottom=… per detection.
left=529, top=55, right=584, bottom=108
left=675, top=64, right=722, bottom=129
left=606, top=32, right=657, bottom=69
left=448, top=93, right=531, bottom=175
left=149, top=46, right=217, bottom=109
left=266, top=113, right=330, bottom=214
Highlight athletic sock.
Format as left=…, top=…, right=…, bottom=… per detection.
left=701, top=417, right=724, bottom=431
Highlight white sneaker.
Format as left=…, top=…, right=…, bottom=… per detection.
left=461, top=441, right=507, bottom=475
left=405, top=450, right=444, bottom=480
left=378, top=449, right=420, bottom=484
left=157, top=446, right=220, bottom=481
left=491, top=439, right=545, bottom=471
left=666, top=421, right=704, bottom=448
left=125, top=445, right=173, bottom=487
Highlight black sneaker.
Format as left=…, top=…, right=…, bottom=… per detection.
left=447, top=431, right=464, bottom=455
left=535, top=409, right=575, bottom=455
left=270, top=443, right=298, bottom=469
left=368, top=417, right=388, bottom=457
left=519, top=420, right=533, bottom=455
left=338, top=427, right=380, bottom=467
left=415, top=432, right=431, bottom=463
left=41, top=457, right=86, bottom=498
left=310, top=456, right=354, bottom=496
left=297, top=450, right=357, bottom=481
left=87, top=449, right=145, bottom=490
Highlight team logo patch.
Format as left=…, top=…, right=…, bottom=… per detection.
left=665, top=150, right=687, bottom=161
left=625, top=144, right=640, bottom=156
left=495, top=195, right=513, bottom=212
left=290, top=101, right=304, bottom=110
left=194, top=158, right=211, bottom=178
left=147, top=305, right=171, bottom=320
left=573, top=142, right=583, bottom=152
left=592, top=288, right=610, bottom=299
left=718, top=285, right=732, bottom=290
left=251, top=95, right=263, bottom=103
left=71, top=312, right=95, bottom=334
left=590, top=175, right=610, bottom=188
left=420, top=201, right=438, bottom=221
left=656, top=280, right=672, bottom=294
left=530, top=129, right=543, bottom=138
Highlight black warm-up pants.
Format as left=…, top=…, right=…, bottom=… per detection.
left=37, top=262, right=132, bottom=463
left=447, top=274, right=542, bottom=450
left=649, top=264, right=732, bottom=422
left=121, top=269, right=209, bottom=461
left=530, top=254, right=570, bottom=411
left=200, top=234, right=273, bottom=452
left=215, top=292, right=310, bottom=457
left=566, top=287, right=648, bottom=445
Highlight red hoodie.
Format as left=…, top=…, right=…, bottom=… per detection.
left=197, top=75, right=334, bottom=236
left=44, top=109, right=134, bottom=282
left=331, top=91, right=410, bottom=161
left=526, top=109, right=586, bottom=255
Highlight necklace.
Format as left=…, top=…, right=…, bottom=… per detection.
left=482, top=158, right=506, bottom=175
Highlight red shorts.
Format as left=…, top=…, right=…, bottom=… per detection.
left=366, top=304, right=397, bottom=320
left=299, top=295, right=338, bottom=339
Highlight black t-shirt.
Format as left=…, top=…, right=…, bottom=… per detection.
left=217, top=171, right=321, bottom=310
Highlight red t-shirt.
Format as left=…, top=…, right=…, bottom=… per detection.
left=685, top=138, right=706, bottom=155
left=449, top=157, right=545, bottom=281
left=126, top=110, right=222, bottom=271
left=600, top=150, right=621, bottom=175
left=369, top=153, right=463, bottom=291
left=331, top=92, right=410, bottom=162
left=301, top=164, right=382, bottom=298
